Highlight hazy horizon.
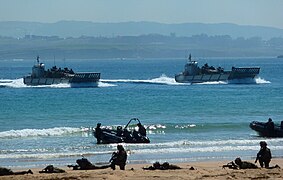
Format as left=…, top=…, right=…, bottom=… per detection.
left=1, top=0, right=283, bottom=29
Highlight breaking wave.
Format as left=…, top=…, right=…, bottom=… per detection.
left=0, top=127, right=83, bottom=139
left=0, top=151, right=109, bottom=159
left=0, top=123, right=237, bottom=139
left=1, top=138, right=282, bottom=160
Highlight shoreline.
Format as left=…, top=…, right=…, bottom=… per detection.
left=1, top=158, right=282, bottom=179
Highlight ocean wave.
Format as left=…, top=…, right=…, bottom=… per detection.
left=0, top=122, right=250, bottom=139
left=121, top=138, right=283, bottom=149
left=131, top=145, right=283, bottom=155
left=86, top=122, right=247, bottom=133
left=0, top=151, right=111, bottom=159
left=0, top=127, right=83, bottom=139
left=2, top=144, right=282, bottom=160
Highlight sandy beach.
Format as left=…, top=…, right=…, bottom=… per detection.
left=1, top=158, right=282, bottom=180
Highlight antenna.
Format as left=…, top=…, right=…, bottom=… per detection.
left=37, top=55, right=40, bottom=64
left=53, top=55, right=56, bottom=66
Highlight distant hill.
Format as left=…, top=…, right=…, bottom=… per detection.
left=1, top=21, right=283, bottom=59
left=1, top=21, right=283, bottom=39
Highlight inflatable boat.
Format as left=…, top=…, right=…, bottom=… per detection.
left=93, top=118, right=150, bottom=144
left=249, top=121, right=283, bottom=137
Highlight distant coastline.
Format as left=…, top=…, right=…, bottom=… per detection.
left=0, top=34, right=282, bottom=59
left=1, top=21, right=283, bottom=39
left=1, top=21, right=283, bottom=59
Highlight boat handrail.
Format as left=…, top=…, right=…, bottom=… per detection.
left=124, top=118, right=140, bottom=129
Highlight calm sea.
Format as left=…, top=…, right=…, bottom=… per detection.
left=0, top=57, right=283, bottom=169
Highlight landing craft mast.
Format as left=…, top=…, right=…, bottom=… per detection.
left=36, top=55, right=40, bottom=64
left=188, top=53, right=192, bottom=62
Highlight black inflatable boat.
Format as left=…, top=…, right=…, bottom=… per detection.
left=249, top=121, right=283, bottom=137
left=93, top=118, right=150, bottom=144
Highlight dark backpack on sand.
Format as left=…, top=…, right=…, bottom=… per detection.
left=0, top=167, right=13, bottom=176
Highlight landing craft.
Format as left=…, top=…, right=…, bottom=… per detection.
left=23, top=56, right=100, bottom=86
left=175, top=54, right=260, bottom=83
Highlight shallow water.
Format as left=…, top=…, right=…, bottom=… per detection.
left=0, top=57, right=283, bottom=168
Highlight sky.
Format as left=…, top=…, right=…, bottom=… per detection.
left=0, top=0, right=283, bottom=29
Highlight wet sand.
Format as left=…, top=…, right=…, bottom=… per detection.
left=0, top=158, right=282, bottom=179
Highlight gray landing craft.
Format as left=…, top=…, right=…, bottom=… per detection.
left=175, top=54, right=260, bottom=83
left=23, top=56, right=100, bottom=86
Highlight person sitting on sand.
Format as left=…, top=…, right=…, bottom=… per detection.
left=255, top=141, right=272, bottom=168
left=0, top=167, right=33, bottom=176
left=110, top=145, right=127, bottom=170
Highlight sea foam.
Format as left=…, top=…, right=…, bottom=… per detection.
left=0, top=127, right=82, bottom=138
left=255, top=77, right=270, bottom=84
left=101, top=74, right=188, bottom=86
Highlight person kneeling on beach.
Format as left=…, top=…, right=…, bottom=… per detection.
left=110, top=145, right=127, bottom=170
left=255, top=141, right=272, bottom=168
